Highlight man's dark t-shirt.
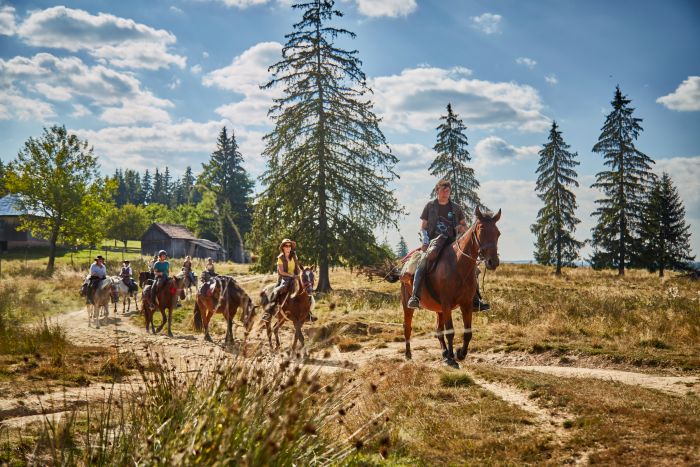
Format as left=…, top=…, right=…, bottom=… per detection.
left=421, top=201, right=465, bottom=241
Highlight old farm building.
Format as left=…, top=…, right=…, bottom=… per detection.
left=140, top=223, right=226, bottom=261
left=0, top=194, right=49, bottom=251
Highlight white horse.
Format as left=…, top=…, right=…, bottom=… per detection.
left=112, top=276, right=139, bottom=314
left=87, top=277, right=117, bottom=328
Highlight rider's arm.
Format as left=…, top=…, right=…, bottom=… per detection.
left=420, top=219, right=429, bottom=251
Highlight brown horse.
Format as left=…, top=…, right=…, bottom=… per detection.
left=400, top=207, right=501, bottom=368
left=261, top=267, right=315, bottom=351
left=141, top=275, right=186, bottom=337
left=192, top=275, right=258, bottom=344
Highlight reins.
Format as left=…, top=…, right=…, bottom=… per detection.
left=455, top=225, right=482, bottom=263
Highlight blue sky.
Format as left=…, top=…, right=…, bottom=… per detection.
left=1, top=0, right=699, bottom=260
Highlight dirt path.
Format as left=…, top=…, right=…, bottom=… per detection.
left=3, top=306, right=697, bottom=430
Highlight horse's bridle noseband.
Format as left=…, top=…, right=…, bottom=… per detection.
left=456, top=223, right=498, bottom=262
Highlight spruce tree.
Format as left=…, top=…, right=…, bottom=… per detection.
left=531, top=121, right=583, bottom=274
left=430, top=103, right=482, bottom=213
left=181, top=166, right=197, bottom=204
left=396, top=236, right=409, bottom=258
left=142, top=170, right=152, bottom=205
left=639, top=172, right=694, bottom=276
left=151, top=169, right=164, bottom=205
left=163, top=167, right=172, bottom=206
left=590, top=86, right=655, bottom=274
left=251, top=0, right=402, bottom=292
left=200, top=127, right=254, bottom=262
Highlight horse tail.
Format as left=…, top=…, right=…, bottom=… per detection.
left=193, top=301, right=203, bottom=331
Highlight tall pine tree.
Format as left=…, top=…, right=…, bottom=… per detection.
left=251, top=0, right=402, bottom=292
left=430, top=103, right=482, bottom=213
left=396, top=236, right=409, bottom=258
left=531, top=121, right=583, bottom=274
left=142, top=169, right=152, bottom=205
left=590, top=86, right=655, bottom=274
left=200, top=127, right=254, bottom=262
left=638, top=172, right=694, bottom=276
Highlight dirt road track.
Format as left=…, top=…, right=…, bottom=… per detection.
left=1, top=306, right=698, bottom=431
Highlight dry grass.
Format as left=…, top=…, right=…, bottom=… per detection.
left=472, top=365, right=700, bottom=465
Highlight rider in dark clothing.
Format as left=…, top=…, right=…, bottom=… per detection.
left=407, top=179, right=490, bottom=311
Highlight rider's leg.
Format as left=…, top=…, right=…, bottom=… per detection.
left=407, top=255, right=427, bottom=309
left=262, top=279, right=289, bottom=322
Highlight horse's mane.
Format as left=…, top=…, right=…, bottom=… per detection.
left=98, top=277, right=115, bottom=290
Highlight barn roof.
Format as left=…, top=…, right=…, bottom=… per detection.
left=0, top=194, right=42, bottom=217
left=190, top=238, right=225, bottom=251
left=151, top=223, right=198, bottom=240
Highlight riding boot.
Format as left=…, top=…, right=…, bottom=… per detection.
left=472, top=287, right=490, bottom=312
left=261, top=303, right=276, bottom=322
left=407, top=259, right=426, bottom=309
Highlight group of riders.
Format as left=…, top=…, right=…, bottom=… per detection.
left=83, top=178, right=488, bottom=323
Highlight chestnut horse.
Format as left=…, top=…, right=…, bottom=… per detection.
left=141, top=275, right=186, bottom=337
left=192, top=276, right=258, bottom=344
left=400, top=207, right=501, bottom=368
left=261, top=267, right=315, bottom=351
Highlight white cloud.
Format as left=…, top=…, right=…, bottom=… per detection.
left=17, top=6, right=186, bottom=70
left=0, top=91, right=55, bottom=121
left=656, top=76, right=700, bottom=111
left=202, top=51, right=209, bottom=59
left=516, top=57, right=536, bottom=69
left=191, top=64, right=203, bottom=74
left=470, top=13, right=502, bottom=35
left=354, top=0, right=417, bottom=18
left=0, top=5, right=16, bottom=35
left=472, top=136, right=540, bottom=173
left=74, top=119, right=267, bottom=175
left=70, top=104, right=92, bottom=118
left=168, top=78, right=181, bottom=90
left=203, top=41, right=282, bottom=126
left=169, top=6, right=184, bottom=14
left=544, top=73, right=558, bottom=85
left=0, top=53, right=174, bottom=124
left=217, top=0, right=270, bottom=7
left=370, top=66, right=550, bottom=133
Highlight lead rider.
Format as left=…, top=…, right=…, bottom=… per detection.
left=407, top=179, right=490, bottom=311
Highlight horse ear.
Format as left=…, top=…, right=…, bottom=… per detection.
left=475, top=206, right=483, bottom=221
left=493, top=208, right=502, bottom=222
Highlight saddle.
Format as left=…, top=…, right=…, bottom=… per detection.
left=199, top=279, right=217, bottom=297
left=400, top=235, right=450, bottom=283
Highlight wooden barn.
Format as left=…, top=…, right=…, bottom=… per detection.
left=140, top=223, right=226, bottom=260
left=0, top=194, right=49, bottom=251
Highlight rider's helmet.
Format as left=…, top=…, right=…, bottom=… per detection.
left=158, top=250, right=167, bottom=257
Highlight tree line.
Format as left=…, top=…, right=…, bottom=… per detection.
left=0, top=0, right=694, bottom=283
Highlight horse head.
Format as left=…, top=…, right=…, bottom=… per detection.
left=474, top=207, right=502, bottom=270
left=302, top=266, right=315, bottom=295
left=240, top=293, right=258, bottom=332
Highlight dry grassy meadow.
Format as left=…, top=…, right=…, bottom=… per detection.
left=1, top=255, right=699, bottom=465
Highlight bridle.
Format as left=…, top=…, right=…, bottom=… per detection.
left=455, top=222, right=498, bottom=262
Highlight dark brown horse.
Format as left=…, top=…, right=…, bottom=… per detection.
left=400, top=207, right=501, bottom=368
left=192, top=276, right=257, bottom=344
left=141, top=275, right=186, bottom=337
left=261, top=267, right=315, bottom=351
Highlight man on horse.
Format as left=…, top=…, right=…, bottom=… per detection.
left=182, top=255, right=196, bottom=285
left=86, top=255, right=107, bottom=305
left=151, top=250, right=170, bottom=306
left=407, top=179, right=490, bottom=311
left=262, top=239, right=317, bottom=323
left=120, top=260, right=138, bottom=293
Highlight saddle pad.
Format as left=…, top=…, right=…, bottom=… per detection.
left=400, top=250, right=424, bottom=276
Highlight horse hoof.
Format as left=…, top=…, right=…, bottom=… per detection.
left=456, top=348, right=468, bottom=361
left=204, top=335, right=213, bottom=343
left=444, top=358, right=460, bottom=369
left=405, top=351, right=412, bottom=360
left=168, top=332, right=174, bottom=338
left=442, top=349, right=451, bottom=359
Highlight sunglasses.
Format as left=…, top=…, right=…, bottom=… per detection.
left=283, top=244, right=292, bottom=248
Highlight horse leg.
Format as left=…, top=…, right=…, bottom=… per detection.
left=444, top=309, right=459, bottom=369
left=456, top=305, right=473, bottom=361
left=203, top=306, right=214, bottom=342
left=167, top=303, right=174, bottom=338
left=273, top=317, right=285, bottom=350
left=95, top=304, right=101, bottom=329
left=401, top=283, right=414, bottom=360
left=225, top=310, right=234, bottom=345
left=266, top=320, right=273, bottom=349
left=294, top=321, right=305, bottom=350
left=435, top=312, right=446, bottom=354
